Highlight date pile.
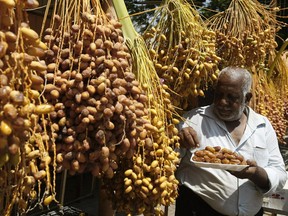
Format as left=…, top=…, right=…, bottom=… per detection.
left=192, top=146, right=247, bottom=165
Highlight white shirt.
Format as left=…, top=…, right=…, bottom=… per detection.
left=176, top=105, right=287, bottom=216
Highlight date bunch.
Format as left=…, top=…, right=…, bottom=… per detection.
left=192, top=146, right=247, bottom=165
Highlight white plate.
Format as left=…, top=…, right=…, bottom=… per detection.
left=191, top=159, right=249, bottom=171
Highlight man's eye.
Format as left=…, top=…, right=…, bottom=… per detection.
left=214, top=93, right=221, bottom=98
left=227, top=95, right=238, bottom=101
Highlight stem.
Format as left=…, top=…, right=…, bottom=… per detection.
left=111, top=0, right=138, bottom=41
left=268, top=38, right=288, bottom=78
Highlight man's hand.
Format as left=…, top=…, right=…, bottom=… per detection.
left=229, top=160, right=270, bottom=190
left=179, top=127, right=200, bottom=149
left=229, top=160, right=257, bottom=179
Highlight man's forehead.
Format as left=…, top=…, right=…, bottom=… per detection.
left=217, top=77, right=243, bottom=86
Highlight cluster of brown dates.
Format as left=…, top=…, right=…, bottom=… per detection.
left=192, top=146, right=247, bottom=165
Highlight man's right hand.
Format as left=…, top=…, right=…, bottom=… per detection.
left=179, top=127, right=200, bottom=149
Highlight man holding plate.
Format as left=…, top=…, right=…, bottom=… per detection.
left=175, top=67, right=287, bottom=216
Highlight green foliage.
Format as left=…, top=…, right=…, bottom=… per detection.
left=124, top=0, right=288, bottom=44
left=198, top=0, right=230, bottom=19
left=125, top=0, right=159, bottom=33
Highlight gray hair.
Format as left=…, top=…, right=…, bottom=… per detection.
left=218, top=67, right=252, bottom=96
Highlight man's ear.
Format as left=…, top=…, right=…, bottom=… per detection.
left=245, top=92, right=252, bottom=103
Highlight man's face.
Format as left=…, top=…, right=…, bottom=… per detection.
left=213, top=76, right=246, bottom=121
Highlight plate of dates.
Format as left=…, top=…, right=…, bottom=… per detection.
left=191, top=146, right=249, bottom=171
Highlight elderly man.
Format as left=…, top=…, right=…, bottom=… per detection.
left=175, top=67, right=287, bottom=216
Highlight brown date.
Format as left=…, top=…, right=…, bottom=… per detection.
left=192, top=146, right=247, bottom=165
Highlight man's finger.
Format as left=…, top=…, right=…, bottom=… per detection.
left=246, top=160, right=257, bottom=167
left=179, top=132, right=188, bottom=148
left=183, top=129, right=199, bottom=148
left=187, top=128, right=200, bottom=147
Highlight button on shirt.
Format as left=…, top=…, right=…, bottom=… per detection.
left=176, top=105, right=287, bottom=216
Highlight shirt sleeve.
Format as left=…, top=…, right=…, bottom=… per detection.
left=175, top=110, right=198, bottom=158
left=175, top=113, right=188, bottom=158
left=262, top=117, right=287, bottom=196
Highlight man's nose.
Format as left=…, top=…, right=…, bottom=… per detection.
left=219, top=97, right=229, bottom=105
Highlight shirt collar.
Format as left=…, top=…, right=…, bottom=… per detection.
left=200, top=104, right=266, bottom=130
left=245, top=106, right=266, bottom=129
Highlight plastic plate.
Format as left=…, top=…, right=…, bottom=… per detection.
left=191, top=158, right=249, bottom=171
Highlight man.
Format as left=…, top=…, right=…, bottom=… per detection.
left=175, top=67, right=287, bottom=216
